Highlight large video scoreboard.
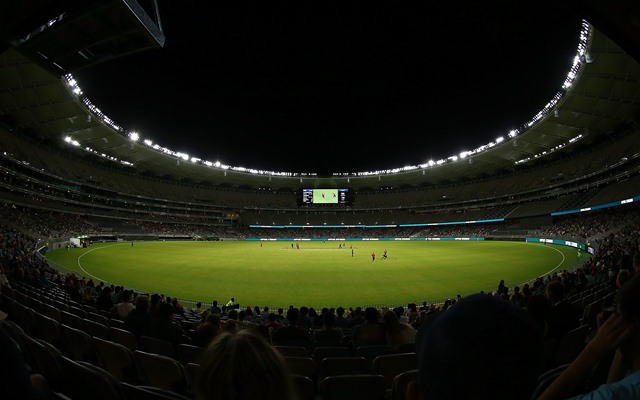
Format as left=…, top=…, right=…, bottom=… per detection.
left=301, top=188, right=350, bottom=205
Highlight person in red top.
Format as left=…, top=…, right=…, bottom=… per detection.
left=371, top=251, right=375, bottom=261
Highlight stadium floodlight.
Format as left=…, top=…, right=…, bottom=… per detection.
left=129, top=132, right=139, bottom=141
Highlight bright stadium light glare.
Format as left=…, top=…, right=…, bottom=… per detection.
left=129, top=132, right=139, bottom=141
left=64, top=136, right=72, bottom=143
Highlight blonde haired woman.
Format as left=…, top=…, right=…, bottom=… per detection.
left=195, top=328, right=297, bottom=400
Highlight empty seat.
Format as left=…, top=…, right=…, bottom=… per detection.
left=134, top=350, right=188, bottom=394
left=93, top=336, right=138, bottom=383
left=370, top=352, right=418, bottom=391
left=391, top=368, right=418, bottom=400
left=60, top=310, right=84, bottom=330
left=21, top=334, right=66, bottom=392
left=34, top=311, right=63, bottom=348
left=40, top=303, right=62, bottom=321
left=139, top=335, right=177, bottom=359
left=283, top=356, right=317, bottom=380
left=320, top=356, right=370, bottom=381
left=554, top=324, right=589, bottom=367
left=87, top=312, right=111, bottom=327
left=292, top=374, right=316, bottom=400
left=110, top=327, right=139, bottom=351
left=121, top=383, right=193, bottom=400
left=320, top=374, right=387, bottom=400
left=60, top=323, right=98, bottom=364
left=274, top=345, right=309, bottom=358
left=177, top=343, right=204, bottom=365
left=354, top=345, right=394, bottom=365
left=311, top=346, right=352, bottom=368
left=83, top=319, right=112, bottom=340
left=59, top=356, right=125, bottom=400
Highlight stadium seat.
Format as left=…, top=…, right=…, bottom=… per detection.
left=370, top=352, right=418, bottom=391
left=34, top=311, right=63, bottom=348
left=292, top=374, right=316, bottom=400
left=274, top=345, right=309, bottom=358
left=184, top=363, right=200, bottom=397
left=395, top=341, right=416, bottom=354
left=320, top=374, right=387, bottom=400
left=110, top=327, right=139, bottom=351
left=354, top=344, right=394, bottom=365
left=139, top=335, right=177, bottom=359
left=60, top=310, right=84, bottom=330
left=133, top=350, right=188, bottom=394
left=69, top=305, right=88, bottom=320
left=21, top=334, right=66, bottom=392
left=93, top=336, right=138, bottom=383
left=319, top=356, right=371, bottom=382
left=83, top=318, right=111, bottom=340
left=40, top=302, right=62, bottom=321
left=311, top=346, right=352, bottom=368
left=87, top=312, right=111, bottom=327
left=282, top=356, right=317, bottom=379
left=59, top=356, right=126, bottom=400
left=176, top=343, right=204, bottom=365
left=0, top=319, right=28, bottom=352
left=530, top=364, right=571, bottom=400
left=391, top=368, right=418, bottom=400
left=120, top=383, right=193, bottom=400
left=554, top=324, right=589, bottom=367
left=60, top=323, right=98, bottom=364
left=14, top=302, right=39, bottom=337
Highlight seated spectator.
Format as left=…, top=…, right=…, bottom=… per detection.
left=334, top=306, right=351, bottom=329
left=271, top=307, right=310, bottom=346
left=193, top=314, right=222, bottom=348
left=352, top=307, right=386, bottom=347
left=150, top=302, right=188, bottom=348
left=545, top=279, right=580, bottom=342
left=210, top=300, right=221, bottom=315
left=312, top=312, right=344, bottom=344
left=111, top=289, right=135, bottom=319
left=195, top=329, right=296, bottom=400
left=192, top=301, right=204, bottom=315
left=407, top=293, right=543, bottom=400
left=95, top=286, right=114, bottom=312
left=264, top=313, right=285, bottom=331
left=405, top=303, right=420, bottom=324
left=298, top=306, right=312, bottom=329
left=171, top=297, right=185, bottom=316
left=124, top=294, right=152, bottom=339
left=539, top=272, right=640, bottom=400
left=383, top=309, right=416, bottom=350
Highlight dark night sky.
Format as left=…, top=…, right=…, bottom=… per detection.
left=73, top=1, right=584, bottom=175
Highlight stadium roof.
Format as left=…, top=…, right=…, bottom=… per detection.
left=1, top=1, right=640, bottom=191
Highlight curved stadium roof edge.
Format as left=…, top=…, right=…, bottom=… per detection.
left=1, top=22, right=640, bottom=191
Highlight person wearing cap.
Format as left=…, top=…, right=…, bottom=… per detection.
left=406, top=293, right=544, bottom=400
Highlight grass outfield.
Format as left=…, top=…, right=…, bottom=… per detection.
left=45, top=240, right=581, bottom=309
